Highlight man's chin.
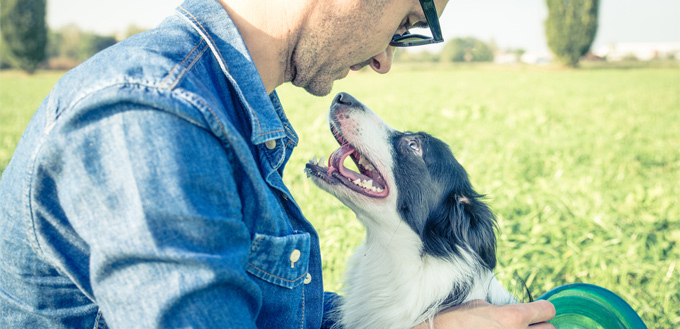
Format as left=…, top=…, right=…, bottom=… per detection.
left=292, top=76, right=334, bottom=97
left=303, top=82, right=334, bottom=97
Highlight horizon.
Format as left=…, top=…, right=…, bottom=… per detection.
left=47, top=0, right=680, bottom=54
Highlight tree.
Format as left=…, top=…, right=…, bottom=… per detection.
left=544, top=0, right=600, bottom=67
left=80, top=34, right=117, bottom=61
left=440, top=38, right=494, bottom=63
left=0, top=0, right=47, bottom=73
left=45, top=25, right=118, bottom=69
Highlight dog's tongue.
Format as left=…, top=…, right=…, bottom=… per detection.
left=329, top=144, right=355, bottom=170
left=328, top=144, right=375, bottom=183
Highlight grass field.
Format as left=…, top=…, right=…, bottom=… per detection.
left=1, top=65, right=679, bottom=327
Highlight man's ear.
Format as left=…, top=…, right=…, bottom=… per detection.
left=422, top=193, right=498, bottom=270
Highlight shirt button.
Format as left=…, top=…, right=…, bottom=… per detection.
left=303, top=273, right=312, bottom=284
left=290, top=249, right=301, bottom=268
left=265, top=140, right=276, bottom=149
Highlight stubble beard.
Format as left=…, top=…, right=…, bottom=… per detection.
left=290, top=30, right=339, bottom=97
left=290, top=5, right=373, bottom=97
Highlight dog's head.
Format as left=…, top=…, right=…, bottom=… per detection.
left=305, top=92, right=497, bottom=269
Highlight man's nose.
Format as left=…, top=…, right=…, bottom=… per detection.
left=369, top=47, right=394, bottom=74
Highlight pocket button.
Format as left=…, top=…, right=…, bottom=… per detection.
left=303, top=273, right=312, bottom=284
left=290, top=249, right=301, bottom=268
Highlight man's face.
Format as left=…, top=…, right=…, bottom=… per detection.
left=291, top=0, right=448, bottom=96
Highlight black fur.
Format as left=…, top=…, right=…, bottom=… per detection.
left=392, top=131, right=498, bottom=269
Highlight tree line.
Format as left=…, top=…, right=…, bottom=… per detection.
left=0, top=0, right=145, bottom=72
left=394, top=37, right=522, bottom=63
left=1, top=0, right=600, bottom=73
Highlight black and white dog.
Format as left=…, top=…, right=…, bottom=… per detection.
left=305, top=93, right=517, bottom=329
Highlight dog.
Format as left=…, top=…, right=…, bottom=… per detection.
left=304, top=92, right=517, bottom=329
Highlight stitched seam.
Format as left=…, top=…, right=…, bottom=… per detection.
left=167, top=45, right=209, bottom=90
left=300, top=285, right=305, bottom=329
left=61, top=80, right=195, bottom=123
left=64, top=82, right=207, bottom=129
left=189, top=96, right=229, bottom=142
left=247, top=263, right=307, bottom=283
left=251, top=110, right=283, bottom=138
left=279, top=139, right=287, bottom=167
left=284, top=125, right=297, bottom=140
left=24, top=135, right=50, bottom=262
left=94, top=311, right=100, bottom=328
left=160, top=39, right=205, bottom=89
left=44, top=92, right=53, bottom=131
left=178, top=5, right=285, bottom=139
left=178, top=6, right=228, bottom=73
left=177, top=6, right=286, bottom=141
left=250, top=236, right=264, bottom=253
left=251, top=110, right=285, bottom=138
left=249, top=106, right=285, bottom=138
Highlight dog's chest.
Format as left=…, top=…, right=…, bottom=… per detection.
left=340, top=245, right=465, bottom=329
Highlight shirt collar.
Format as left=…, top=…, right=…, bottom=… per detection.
left=175, top=0, right=291, bottom=146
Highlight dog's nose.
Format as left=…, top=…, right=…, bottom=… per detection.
left=334, top=92, right=356, bottom=106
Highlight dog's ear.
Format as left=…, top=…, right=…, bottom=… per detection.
left=422, top=192, right=498, bottom=269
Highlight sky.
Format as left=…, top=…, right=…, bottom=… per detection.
left=47, top=0, right=680, bottom=53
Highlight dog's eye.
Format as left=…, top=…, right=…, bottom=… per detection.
left=408, top=140, right=420, bottom=152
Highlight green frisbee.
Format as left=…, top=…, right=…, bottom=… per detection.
left=537, top=283, right=647, bottom=329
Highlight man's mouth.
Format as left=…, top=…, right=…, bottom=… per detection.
left=305, top=125, right=389, bottom=198
left=350, top=58, right=372, bottom=71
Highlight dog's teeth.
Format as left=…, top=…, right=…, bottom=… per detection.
left=319, top=156, right=325, bottom=166
left=358, top=156, right=375, bottom=171
left=350, top=177, right=383, bottom=192
left=312, top=155, right=318, bottom=165
left=359, top=155, right=368, bottom=166
left=360, top=180, right=373, bottom=189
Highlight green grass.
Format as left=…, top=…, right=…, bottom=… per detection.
left=0, top=70, right=64, bottom=172
left=1, top=66, right=679, bottom=327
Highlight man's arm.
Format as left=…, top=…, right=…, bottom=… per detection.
left=40, top=103, right=261, bottom=328
left=413, top=300, right=556, bottom=329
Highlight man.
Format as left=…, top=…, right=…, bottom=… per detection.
left=0, top=0, right=555, bottom=327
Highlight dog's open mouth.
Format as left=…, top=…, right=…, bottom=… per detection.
left=305, top=125, right=389, bottom=198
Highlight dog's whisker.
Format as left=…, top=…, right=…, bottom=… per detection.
left=386, top=221, right=401, bottom=249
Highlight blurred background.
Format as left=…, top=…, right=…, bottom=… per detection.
left=0, top=0, right=679, bottom=70
left=1, top=0, right=679, bottom=328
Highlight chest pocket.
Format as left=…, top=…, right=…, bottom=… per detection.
left=246, top=232, right=310, bottom=289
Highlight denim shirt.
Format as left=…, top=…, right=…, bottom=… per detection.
left=0, top=0, right=340, bottom=328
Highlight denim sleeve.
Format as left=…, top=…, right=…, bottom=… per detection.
left=321, top=292, right=343, bottom=329
left=37, top=102, right=262, bottom=328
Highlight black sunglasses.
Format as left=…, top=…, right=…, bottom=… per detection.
left=390, top=0, right=444, bottom=47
